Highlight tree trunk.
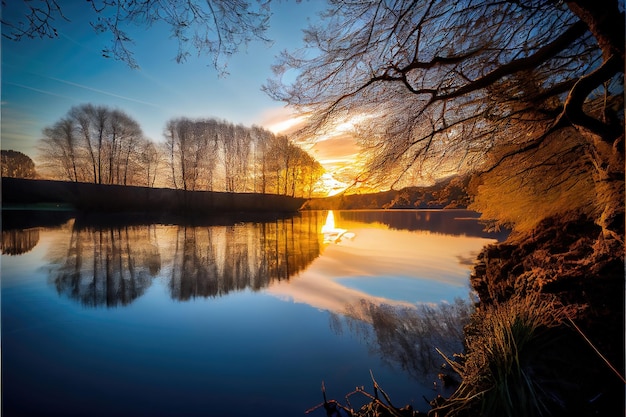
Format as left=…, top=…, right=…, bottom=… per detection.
left=566, top=0, right=625, bottom=65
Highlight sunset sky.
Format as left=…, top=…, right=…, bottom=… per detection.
left=0, top=1, right=358, bottom=183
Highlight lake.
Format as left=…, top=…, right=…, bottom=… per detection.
left=1, top=209, right=507, bottom=416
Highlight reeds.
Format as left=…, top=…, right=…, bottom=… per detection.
left=434, top=294, right=574, bottom=417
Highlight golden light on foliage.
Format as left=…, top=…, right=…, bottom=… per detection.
left=470, top=129, right=597, bottom=233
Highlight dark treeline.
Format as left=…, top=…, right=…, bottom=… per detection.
left=37, top=104, right=324, bottom=198
left=1, top=177, right=306, bottom=214
left=334, top=210, right=509, bottom=241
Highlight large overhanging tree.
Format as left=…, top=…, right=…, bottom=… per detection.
left=266, top=0, right=624, bottom=233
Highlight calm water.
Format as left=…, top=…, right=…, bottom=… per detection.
left=1, top=209, right=507, bottom=417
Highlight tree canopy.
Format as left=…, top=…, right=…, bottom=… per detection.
left=264, top=0, right=624, bottom=236
left=267, top=0, right=623, bottom=185
left=1, top=150, right=37, bottom=179
left=38, top=104, right=147, bottom=185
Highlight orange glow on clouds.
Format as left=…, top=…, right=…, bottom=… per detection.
left=258, top=106, right=308, bottom=135
left=259, top=108, right=374, bottom=192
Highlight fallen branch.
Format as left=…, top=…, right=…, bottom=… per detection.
left=306, top=371, right=423, bottom=417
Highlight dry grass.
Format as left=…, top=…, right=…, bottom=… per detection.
left=434, top=294, right=575, bottom=417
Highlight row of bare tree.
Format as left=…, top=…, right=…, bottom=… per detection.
left=163, top=117, right=323, bottom=196
left=38, top=104, right=323, bottom=197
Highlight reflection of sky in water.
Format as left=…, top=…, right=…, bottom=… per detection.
left=336, top=276, right=471, bottom=305
left=266, top=212, right=496, bottom=316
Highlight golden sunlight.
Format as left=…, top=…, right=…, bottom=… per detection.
left=318, top=173, right=349, bottom=196
left=321, top=210, right=355, bottom=243
left=261, top=108, right=378, bottom=192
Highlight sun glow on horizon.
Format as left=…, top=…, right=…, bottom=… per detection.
left=261, top=109, right=382, bottom=194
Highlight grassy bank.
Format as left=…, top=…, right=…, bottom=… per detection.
left=431, top=213, right=625, bottom=416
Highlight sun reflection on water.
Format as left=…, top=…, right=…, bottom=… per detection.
left=321, top=210, right=356, bottom=244
left=269, top=210, right=501, bottom=318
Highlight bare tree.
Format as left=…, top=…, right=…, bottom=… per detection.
left=221, top=123, right=239, bottom=192
left=38, top=104, right=148, bottom=185
left=164, top=117, right=223, bottom=191
left=70, top=104, right=104, bottom=184
left=2, top=0, right=272, bottom=72
left=163, top=116, right=319, bottom=194
left=233, top=124, right=252, bottom=192
left=164, top=118, right=195, bottom=191
left=39, top=117, right=81, bottom=181
left=249, top=125, right=275, bottom=193
left=107, top=109, right=143, bottom=185
left=138, top=138, right=161, bottom=187
left=265, top=0, right=623, bottom=229
left=296, top=150, right=324, bottom=198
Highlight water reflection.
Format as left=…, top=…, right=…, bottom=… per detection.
left=53, top=226, right=161, bottom=306
left=2, top=209, right=505, bottom=416
left=1, top=209, right=80, bottom=255
left=168, top=218, right=322, bottom=300
left=321, top=210, right=356, bottom=243
left=267, top=214, right=500, bottom=311
left=1, top=228, right=40, bottom=255
left=336, top=209, right=509, bottom=240
left=335, top=299, right=473, bottom=384
left=45, top=213, right=324, bottom=306
left=266, top=209, right=504, bottom=384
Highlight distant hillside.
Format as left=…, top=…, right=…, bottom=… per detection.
left=303, top=175, right=472, bottom=210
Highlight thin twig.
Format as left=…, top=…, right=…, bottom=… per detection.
left=370, top=370, right=395, bottom=406
left=567, top=317, right=626, bottom=384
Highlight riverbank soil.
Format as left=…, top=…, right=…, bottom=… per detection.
left=465, top=213, right=624, bottom=416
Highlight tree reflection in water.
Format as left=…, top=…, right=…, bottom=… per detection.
left=169, top=217, right=323, bottom=300
left=1, top=228, right=40, bottom=255
left=53, top=226, right=160, bottom=307
left=48, top=213, right=324, bottom=306
left=334, top=298, right=474, bottom=384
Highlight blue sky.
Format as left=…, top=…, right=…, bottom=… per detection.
left=1, top=1, right=329, bottom=164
